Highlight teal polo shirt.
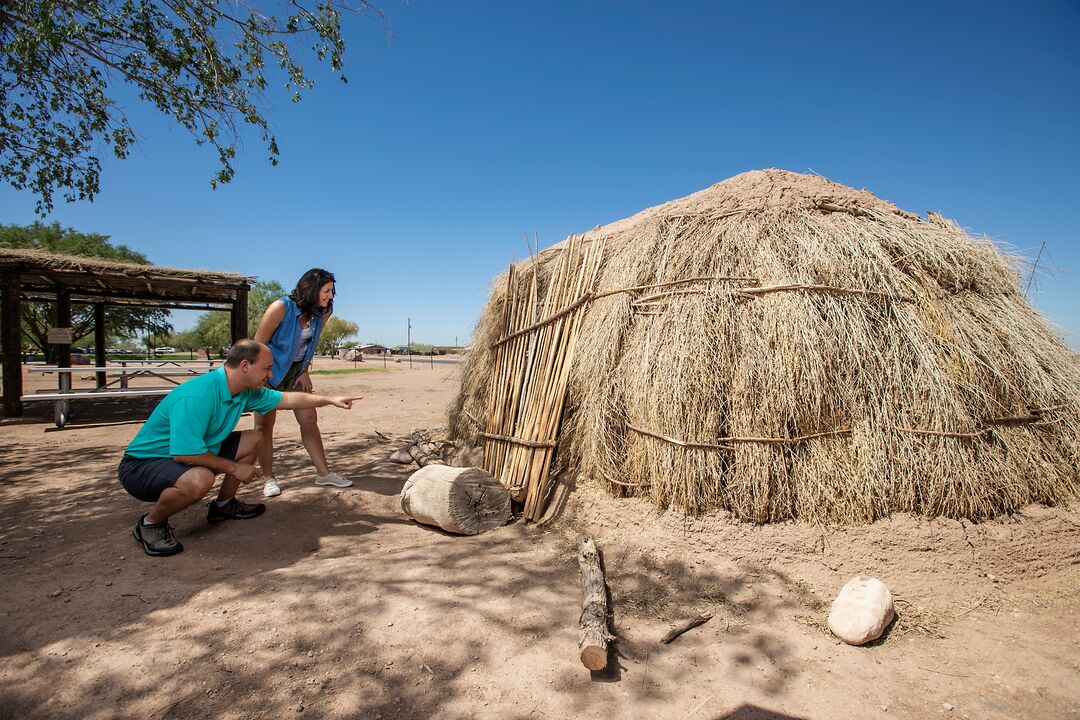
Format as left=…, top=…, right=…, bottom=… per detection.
left=125, top=367, right=282, bottom=459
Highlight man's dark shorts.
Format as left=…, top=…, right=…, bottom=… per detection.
left=118, top=431, right=243, bottom=503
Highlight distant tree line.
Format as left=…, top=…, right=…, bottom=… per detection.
left=0, top=222, right=171, bottom=361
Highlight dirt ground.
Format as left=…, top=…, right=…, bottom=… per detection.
left=1, top=358, right=1078, bottom=720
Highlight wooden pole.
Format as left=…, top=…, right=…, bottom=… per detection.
left=93, top=303, right=107, bottom=388
left=1024, top=241, right=1046, bottom=297
left=56, top=288, right=71, bottom=369
left=577, top=533, right=614, bottom=671
left=1, top=274, right=23, bottom=416
left=230, top=286, right=249, bottom=344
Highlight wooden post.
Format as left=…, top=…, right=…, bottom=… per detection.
left=577, top=533, right=614, bottom=671
left=94, top=303, right=107, bottom=388
left=1, top=274, right=23, bottom=416
left=230, top=287, right=249, bottom=345
left=56, top=288, right=71, bottom=369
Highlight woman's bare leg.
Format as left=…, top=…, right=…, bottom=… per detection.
left=254, top=409, right=277, bottom=478
left=295, top=406, right=330, bottom=476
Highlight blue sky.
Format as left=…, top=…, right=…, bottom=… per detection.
left=2, top=0, right=1078, bottom=348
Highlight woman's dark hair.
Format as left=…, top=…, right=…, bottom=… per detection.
left=290, top=268, right=336, bottom=317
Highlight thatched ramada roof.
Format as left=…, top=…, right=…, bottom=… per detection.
left=450, top=169, right=1080, bottom=523
left=0, top=248, right=254, bottom=308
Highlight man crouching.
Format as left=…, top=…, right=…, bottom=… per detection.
left=118, top=339, right=361, bottom=556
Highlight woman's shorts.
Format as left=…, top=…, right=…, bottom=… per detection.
left=118, top=431, right=243, bottom=503
left=272, top=360, right=306, bottom=392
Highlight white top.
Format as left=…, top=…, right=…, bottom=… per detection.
left=293, top=325, right=315, bottom=362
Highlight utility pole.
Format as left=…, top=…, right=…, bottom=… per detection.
left=407, top=317, right=413, bottom=369
left=1024, top=241, right=1046, bottom=298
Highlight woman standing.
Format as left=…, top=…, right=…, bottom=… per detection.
left=253, top=268, right=353, bottom=496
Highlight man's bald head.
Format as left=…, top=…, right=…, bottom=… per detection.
left=225, top=339, right=269, bottom=368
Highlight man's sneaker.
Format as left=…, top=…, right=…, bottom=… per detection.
left=132, top=515, right=184, bottom=557
left=263, top=477, right=282, bottom=497
left=207, top=497, right=266, bottom=523
left=314, top=471, right=353, bottom=488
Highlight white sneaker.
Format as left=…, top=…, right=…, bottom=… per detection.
left=314, top=471, right=353, bottom=488
left=263, top=478, right=282, bottom=497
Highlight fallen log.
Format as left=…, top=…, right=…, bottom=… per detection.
left=577, top=533, right=615, bottom=671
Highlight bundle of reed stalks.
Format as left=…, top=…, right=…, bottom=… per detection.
left=480, top=233, right=604, bottom=520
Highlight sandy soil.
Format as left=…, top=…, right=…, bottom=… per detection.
left=1, top=358, right=1078, bottom=720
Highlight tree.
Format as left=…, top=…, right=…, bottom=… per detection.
left=0, top=221, right=172, bottom=359
left=318, top=316, right=357, bottom=354
left=247, top=280, right=287, bottom=331
left=181, top=310, right=232, bottom=353
left=1, top=0, right=385, bottom=214
left=169, top=327, right=204, bottom=352
left=174, top=279, right=284, bottom=350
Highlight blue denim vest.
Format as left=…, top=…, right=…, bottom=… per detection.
left=267, top=296, right=325, bottom=387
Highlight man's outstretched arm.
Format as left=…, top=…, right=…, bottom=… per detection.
left=276, top=393, right=362, bottom=411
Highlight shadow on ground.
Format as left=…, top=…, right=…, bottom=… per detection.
left=0, top=417, right=814, bottom=719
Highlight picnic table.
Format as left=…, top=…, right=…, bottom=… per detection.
left=23, top=360, right=220, bottom=427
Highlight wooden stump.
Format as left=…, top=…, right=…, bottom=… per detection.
left=400, top=465, right=511, bottom=535
left=577, top=533, right=614, bottom=670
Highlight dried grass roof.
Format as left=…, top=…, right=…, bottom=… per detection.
left=0, top=248, right=253, bottom=307
left=451, top=169, right=1080, bottom=524
left=0, top=247, right=251, bottom=281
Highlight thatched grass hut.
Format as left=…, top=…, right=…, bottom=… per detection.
left=449, top=170, right=1079, bottom=523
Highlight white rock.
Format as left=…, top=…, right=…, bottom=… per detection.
left=389, top=448, right=414, bottom=464
left=827, top=575, right=895, bottom=645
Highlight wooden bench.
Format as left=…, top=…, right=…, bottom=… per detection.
left=23, top=364, right=217, bottom=427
